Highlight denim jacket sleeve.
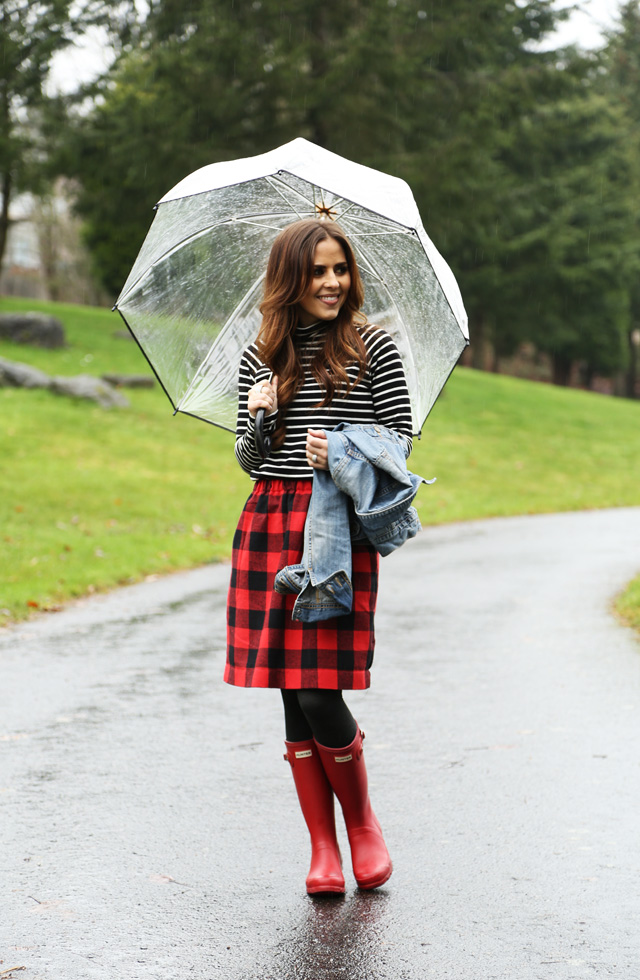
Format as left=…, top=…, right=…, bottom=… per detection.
left=327, top=424, right=431, bottom=556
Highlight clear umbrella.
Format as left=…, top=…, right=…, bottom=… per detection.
left=114, top=137, right=469, bottom=437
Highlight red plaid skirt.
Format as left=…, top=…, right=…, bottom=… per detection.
left=225, top=479, right=379, bottom=690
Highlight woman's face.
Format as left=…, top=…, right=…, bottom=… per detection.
left=297, top=237, right=351, bottom=327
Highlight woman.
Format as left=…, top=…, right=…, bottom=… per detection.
left=225, top=218, right=414, bottom=894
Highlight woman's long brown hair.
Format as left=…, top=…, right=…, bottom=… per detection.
left=256, top=219, right=368, bottom=450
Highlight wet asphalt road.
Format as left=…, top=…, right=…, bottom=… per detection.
left=2, top=507, right=640, bottom=980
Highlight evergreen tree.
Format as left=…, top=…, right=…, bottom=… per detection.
left=601, top=1, right=640, bottom=396
left=491, top=83, right=634, bottom=384
left=68, top=0, right=567, bottom=297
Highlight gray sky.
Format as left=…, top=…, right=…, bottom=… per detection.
left=544, top=0, right=620, bottom=49
left=48, top=1, right=623, bottom=94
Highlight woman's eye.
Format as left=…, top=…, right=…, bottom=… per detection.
left=312, top=264, right=348, bottom=277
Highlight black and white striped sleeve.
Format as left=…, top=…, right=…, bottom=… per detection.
left=366, top=330, right=414, bottom=455
left=234, top=347, right=278, bottom=475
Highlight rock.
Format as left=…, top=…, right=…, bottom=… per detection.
left=0, top=356, right=52, bottom=389
left=50, top=374, right=129, bottom=408
left=101, top=372, right=155, bottom=388
left=0, top=312, right=66, bottom=348
left=0, top=355, right=129, bottom=407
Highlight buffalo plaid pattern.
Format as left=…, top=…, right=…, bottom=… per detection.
left=225, top=479, right=379, bottom=690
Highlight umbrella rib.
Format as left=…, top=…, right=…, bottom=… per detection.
left=231, top=216, right=310, bottom=233
left=344, top=229, right=411, bottom=238
left=358, top=271, right=421, bottom=434
left=175, top=272, right=267, bottom=414
left=328, top=196, right=356, bottom=219
left=267, top=176, right=368, bottom=223
left=117, top=224, right=217, bottom=304
left=352, top=246, right=387, bottom=284
left=352, top=236, right=408, bottom=338
left=360, top=268, right=384, bottom=285
left=119, top=212, right=303, bottom=304
left=114, top=308, right=178, bottom=413
left=335, top=212, right=409, bottom=234
left=330, top=197, right=396, bottom=228
left=265, top=175, right=314, bottom=217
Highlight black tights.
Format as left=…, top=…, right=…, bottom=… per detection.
left=281, top=690, right=358, bottom=748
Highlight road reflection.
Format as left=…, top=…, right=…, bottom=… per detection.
left=271, top=889, right=392, bottom=979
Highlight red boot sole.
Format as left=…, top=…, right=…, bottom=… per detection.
left=307, top=883, right=346, bottom=895
left=355, top=864, right=393, bottom=890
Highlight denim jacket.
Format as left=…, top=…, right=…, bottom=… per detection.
left=274, top=423, right=434, bottom=622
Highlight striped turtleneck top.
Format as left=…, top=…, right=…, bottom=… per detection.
left=234, top=321, right=414, bottom=480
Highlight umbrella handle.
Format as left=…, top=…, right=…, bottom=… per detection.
left=255, top=408, right=272, bottom=459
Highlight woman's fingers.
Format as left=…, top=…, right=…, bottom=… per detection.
left=270, top=376, right=278, bottom=413
left=248, top=380, right=278, bottom=418
left=306, top=428, right=328, bottom=470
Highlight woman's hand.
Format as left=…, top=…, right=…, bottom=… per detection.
left=306, top=428, right=329, bottom=470
left=248, top=376, right=278, bottom=418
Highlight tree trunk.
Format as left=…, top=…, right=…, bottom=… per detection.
left=34, top=194, right=61, bottom=301
left=0, top=169, right=12, bottom=271
left=307, top=6, right=329, bottom=149
left=551, top=353, right=572, bottom=386
left=0, top=59, right=11, bottom=271
left=625, top=329, right=638, bottom=399
left=471, top=311, right=485, bottom=369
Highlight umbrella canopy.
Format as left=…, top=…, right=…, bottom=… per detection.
left=115, top=137, right=469, bottom=437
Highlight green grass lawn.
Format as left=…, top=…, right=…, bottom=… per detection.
left=1, top=294, right=640, bottom=629
left=615, top=575, right=640, bottom=635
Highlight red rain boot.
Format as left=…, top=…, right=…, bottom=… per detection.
left=315, top=728, right=392, bottom=890
left=284, top=739, right=345, bottom=895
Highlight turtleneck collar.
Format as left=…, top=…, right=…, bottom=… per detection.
left=295, top=319, right=328, bottom=339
